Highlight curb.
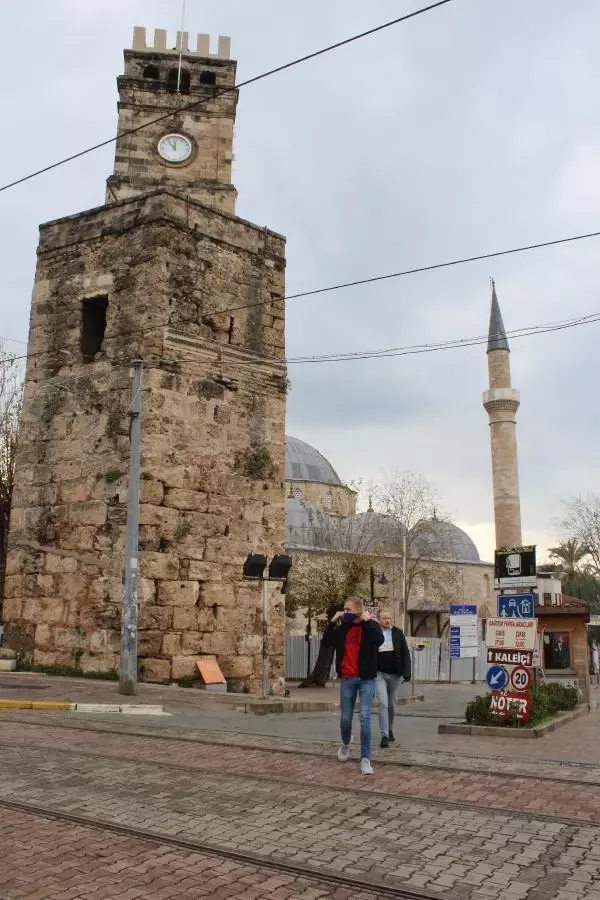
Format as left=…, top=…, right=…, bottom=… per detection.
left=0, top=700, right=167, bottom=715
left=438, top=705, right=589, bottom=738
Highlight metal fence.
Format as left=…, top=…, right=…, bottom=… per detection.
left=285, top=634, right=489, bottom=682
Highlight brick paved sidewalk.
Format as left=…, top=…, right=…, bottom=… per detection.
left=1, top=722, right=600, bottom=824
left=2, top=737, right=600, bottom=899
left=0, top=806, right=384, bottom=900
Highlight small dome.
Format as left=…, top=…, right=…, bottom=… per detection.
left=285, top=435, right=342, bottom=486
left=347, top=510, right=405, bottom=554
left=412, top=518, right=480, bottom=563
left=285, top=498, right=334, bottom=550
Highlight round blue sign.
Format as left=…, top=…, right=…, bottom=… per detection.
left=486, top=665, right=509, bottom=691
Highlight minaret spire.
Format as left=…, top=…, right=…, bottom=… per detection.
left=487, top=279, right=509, bottom=352
left=482, top=281, right=523, bottom=549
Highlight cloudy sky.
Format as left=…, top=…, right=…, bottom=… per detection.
left=2, top=0, right=599, bottom=563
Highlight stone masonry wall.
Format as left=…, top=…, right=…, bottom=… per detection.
left=5, top=191, right=287, bottom=691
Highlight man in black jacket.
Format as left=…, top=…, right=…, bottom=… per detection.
left=322, top=596, right=384, bottom=775
left=376, top=610, right=411, bottom=748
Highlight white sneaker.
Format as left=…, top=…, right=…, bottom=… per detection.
left=360, top=758, right=374, bottom=775
left=337, top=743, right=350, bottom=762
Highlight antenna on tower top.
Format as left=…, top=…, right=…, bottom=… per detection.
left=176, top=0, right=187, bottom=93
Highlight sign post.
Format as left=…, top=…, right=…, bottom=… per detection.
left=494, top=546, right=537, bottom=590
left=407, top=637, right=431, bottom=699
left=449, top=604, right=478, bottom=660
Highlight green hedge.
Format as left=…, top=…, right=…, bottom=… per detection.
left=465, top=682, right=579, bottom=728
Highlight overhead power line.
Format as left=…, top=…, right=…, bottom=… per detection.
left=0, top=0, right=453, bottom=195
left=5, top=224, right=600, bottom=365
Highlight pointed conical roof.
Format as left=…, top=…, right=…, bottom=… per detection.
left=487, top=281, right=509, bottom=353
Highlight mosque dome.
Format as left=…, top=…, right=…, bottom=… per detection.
left=411, top=518, right=481, bottom=563
left=285, top=498, right=338, bottom=550
left=285, top=435, right=342, bottom=486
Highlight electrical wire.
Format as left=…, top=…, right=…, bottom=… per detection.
left=0, top=0, right=454, bottom=195
left=5, top=224, right=600, bottom=366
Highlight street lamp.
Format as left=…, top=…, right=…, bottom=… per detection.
left=242, top=553, right=292, bottom=698
left=370, top=567, right=388, bottom=603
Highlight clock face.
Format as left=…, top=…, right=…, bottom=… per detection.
left=157, top=133, right=193, bottom=163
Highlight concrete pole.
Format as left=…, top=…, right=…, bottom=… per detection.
left=262, top=577, right=269, bottom=699
left=119, top=360, right=142, bottom=696
left=402, top=534, right=408, bottom=635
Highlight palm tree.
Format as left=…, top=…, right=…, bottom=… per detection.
left=548, top=539, right=591, bottom=578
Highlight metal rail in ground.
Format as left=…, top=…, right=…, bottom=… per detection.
left=0, top=796, right=444, bottom=900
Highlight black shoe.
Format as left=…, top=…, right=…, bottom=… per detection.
left=380, top=735, right=389, bottom=748
left=388, top=730, right=395, bottom=743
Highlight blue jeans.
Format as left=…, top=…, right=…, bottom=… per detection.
left=339, top=677, right=376, bottom=760
left=376, top=672, right=401, bottom=737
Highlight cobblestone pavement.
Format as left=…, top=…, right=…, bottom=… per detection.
left=0, top=806, right=385, bottom=900
left=2, top=722, right=600, bottom=899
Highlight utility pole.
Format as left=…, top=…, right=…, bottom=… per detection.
left=119, top=360, right=143, bottom=696
left=402, top=534, right=408, bottom=635
left=262, top=577, right=269, bottom=699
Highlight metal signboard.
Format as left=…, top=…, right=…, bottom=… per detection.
left=485, top=617, right=537, bottom=651
left=449, top=604, right=478, bottom=659
left=407, top=637, right=431, bottom=650
left=497, top=593, right=535, bottom=619
left=487, top=648, right=533, bottom=667
left=486, top=665, right=509, bottom=690
left=494, top=546, right=537, bottom=589
left=490, top=691, right=530, bottom=723
left=588, top=615, right=600, bottom=627
left=509, top=665, right=531, bottom=692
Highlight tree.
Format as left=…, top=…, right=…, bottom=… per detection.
left=286, top=505, right=373, bottom=687
left=559, top=499, right=600, bottom=610
left=0, top=347, right=23, bottom=606
left=373, top=472, right=461, bottom=620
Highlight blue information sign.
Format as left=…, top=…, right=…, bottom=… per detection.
left=486, top=665, right=509, bottom=690
left=450, top=604, right=477, bottom=617
left=497, top=594, right=535, bottom=619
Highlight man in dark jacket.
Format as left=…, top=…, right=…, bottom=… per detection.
left=376, top=610, right=411, bottom=747
left=322, top=596, right=384, bottom=775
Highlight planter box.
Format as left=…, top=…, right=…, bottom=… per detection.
left=438, top=705, right=589, bottom=738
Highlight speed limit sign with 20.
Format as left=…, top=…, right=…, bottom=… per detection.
left=509, top=665, right=531, bottom=692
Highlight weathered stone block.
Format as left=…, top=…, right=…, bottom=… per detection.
left=157, top=580, right=200, bottom=607
left=1, top=598, right=23, bottom=621
left=70, top=501, right=107, bottom=526
left=140, top=657, right=171, bottom=683
left=79, top=653, right=117, bottom=674
left=181, top=631, right=205, bottom=653
left=163, top=489, right=208, bottom=511
left=55, top=627, right=87, bottom=651
left=171, top=607, right=196, bottom=631
left=200, top=582, right=236, bottom=608
left=23, top=597, right=67, bottom=624
left=89, top=629, right=109, bottom=652
left=139, top=504, right=180, bottom=528
left=202, top=631, right=234, bottom=656
left=140, top=477, right=164, bottom=505
left=171, top=655, right=199, bottom=679
left=237, top=634, right=263, bottom=656
left=138, top=577, right=156, bottom=604
left=140, top=552, right=179, bottom=580
left=219, top=655, right=253, bottom=678
left=45, top=554, right=78, bottom=574
left=138, top=630, right=164, bottom=656
left=35, top=624, right=53, bottom=647
left=187, top=560, right=218, bottom=581
left=161, top=632, right=182, bottom=655
left=139, top=605, right=173, bottom=631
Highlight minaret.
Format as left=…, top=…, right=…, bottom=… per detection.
left=482, top=282, right=523, bottom=549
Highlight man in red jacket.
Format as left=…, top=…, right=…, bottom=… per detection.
left=322, top=596, right=384, bottom=775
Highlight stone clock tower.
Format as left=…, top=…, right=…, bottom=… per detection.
left=4, top=28, right=288, bottom=691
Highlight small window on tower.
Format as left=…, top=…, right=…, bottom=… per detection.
left=81, top=296, right=108, bottom=363
left=200, top=70, right=216, bottom=86
left=167, top=67, right=190, bottom=94
left=142, top=65, right=160, bottom=80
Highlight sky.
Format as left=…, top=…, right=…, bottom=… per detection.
left=1, top=0, right=599, bottom=564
